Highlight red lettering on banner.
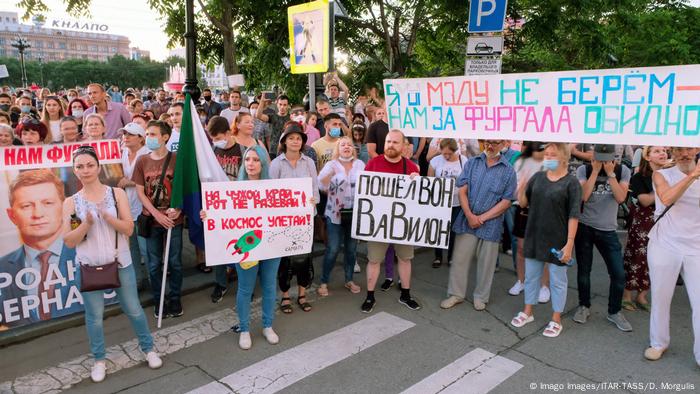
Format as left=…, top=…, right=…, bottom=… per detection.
left=4, top=148, right=16, bottom=166
left=267, top=214, right=310, bottom=227
left=204, top=191, right=227, bottom=210
left=221, top=217, right=263, bottom=229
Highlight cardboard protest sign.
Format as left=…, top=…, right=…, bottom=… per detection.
left=352, top=172, right=454, bottom=249
left=202, top=178, right=315, bottom=266
left=384, top=64, right=700, bottom=147
left=0, top=141, right=123, bottom=330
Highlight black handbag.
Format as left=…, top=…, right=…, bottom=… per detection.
left=136, top=152, right=172, bottom=238
left=80, top=187, right=122, bottom=292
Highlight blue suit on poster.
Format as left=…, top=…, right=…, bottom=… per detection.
left=0, top=243, right=82, bottom=328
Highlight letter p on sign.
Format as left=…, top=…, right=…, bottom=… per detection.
left=468, top=0, right=508, bottom=33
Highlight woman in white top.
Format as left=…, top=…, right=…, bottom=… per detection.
left=644, top=146, right=700, bottom=363
left=426, top=138, right=480, bottom=160
left=41, top=96, right=65, bottom=143
left=63, top=145, right=162, bottom=383
left=318, top=136, right=366, bottom=296
left=118, top=122, right=151, bottom=287
left=427, top=138, right=468, bottom=268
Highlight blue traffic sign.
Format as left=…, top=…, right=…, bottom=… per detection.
left=468, top=0, right=508, bottom=33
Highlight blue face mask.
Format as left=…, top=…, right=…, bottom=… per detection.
left=329, top=127, right=341, bottom=138
left=146, top=137, right=161, bottom=150
left=20, top=105, right=31, bottom=113
left=542, top=159, right=559, bottom=171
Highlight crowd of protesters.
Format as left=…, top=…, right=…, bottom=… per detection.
left=0, top=74, right=699, bottom=382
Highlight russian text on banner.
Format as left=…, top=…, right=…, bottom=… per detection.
left=351, top=172, right=454, bottom=249
left=384, top=64, right=700, bottom=147
left=201, top=178, right=315, bottom=266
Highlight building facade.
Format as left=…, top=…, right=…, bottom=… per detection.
left=0, top=12, right=130, bottom=62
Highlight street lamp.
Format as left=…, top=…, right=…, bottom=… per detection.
left=182, top=0, right=200, bottom=102
left=10, top=35, right=31, bottom=88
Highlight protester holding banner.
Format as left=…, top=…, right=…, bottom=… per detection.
left=510, top=143, right=581, bottom=338
left=16, top=117, right=48, bottom=145
left=118, top=122, right=151, bottom=288
left=441, top=140, right=516, bottom=312
left=361, top=129, right=421, bottom=313
left=574, top=144, right=632, bottom=332
left=269, top=122, right=319, bottom=313
left=427, top=139, right=468, bottom=268
left=134, top=120, right=184, bottom=318
left=622, top=146, right=667, bottom=312
left=318, top=136, right=365, bottom=296
left=644, top=146, right=700, bottom=363
left=62, top=145, right=162, bottom=383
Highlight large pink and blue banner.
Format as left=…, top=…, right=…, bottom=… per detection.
left=385, top=65, right=700, bottom=147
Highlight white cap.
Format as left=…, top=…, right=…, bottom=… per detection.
left=119, top=122, right=145, bottom=137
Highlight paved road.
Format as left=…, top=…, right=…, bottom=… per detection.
left=1, top=242, right=698, bottom=394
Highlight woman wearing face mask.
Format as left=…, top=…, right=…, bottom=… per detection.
left=510, top=143, right=582, bottom=338
left=84, top=113, right=107, bottom=141
left=41, top=96, right=66, bottom=143
left=67, top=98, right=88, bottom=135
left=427, top=139, right=468, bottom=268
left=63, top=145, right=163, bottom=383
left=317, top=136, right=365, bottom=296
left=621, top=146, right=668, bottom=312
left=509, top=142, right=547, bottom=298
left=270, top=122, right=320, bottom=313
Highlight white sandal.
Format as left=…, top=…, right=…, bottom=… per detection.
left=542, top=321, right=562, bottom=338
left=510, top=312, right=534, bottom=328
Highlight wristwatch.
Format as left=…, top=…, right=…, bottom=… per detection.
left=608, top=173, right=616, bottom=179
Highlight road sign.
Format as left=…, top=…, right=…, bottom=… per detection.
left=465, top=58, right=502, bottom=75
left=468, top=0, right=508, bottom=33
left=466, top=36, right=504, bottom=56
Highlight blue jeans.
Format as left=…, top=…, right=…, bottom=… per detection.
left=82, top=264, right=154, bottom=360
left=524, top=258, right=568, bottom=313
left=575, top=223, right=625, bottom=314
left=145, top=224, right=183, bottom=304
left=235, top=258, right=281, bottom=332
left=321, top=217, right=357, bottom=284
left=129, top=220, right=149, bottom=287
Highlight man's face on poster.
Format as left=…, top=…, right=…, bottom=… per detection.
left=7, top=183, right=63, bottom=246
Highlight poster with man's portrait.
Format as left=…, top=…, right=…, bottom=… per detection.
left=0, top=140, right=123, bottom=331
left=288, top=0, right=330, bottom=74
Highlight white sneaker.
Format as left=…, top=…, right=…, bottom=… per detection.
left=239, top=332, right=252, bottom=350
left=354, top=262, right=361, bottom=273
left=508, top=280, right=524, bottom=296
left=538, top=286, right=551, bottom=304
left=262, top=327, right=279, bottom=345
left=91, top=361, right=106, bottom=383
left=145, top=351, right=163, bottom=369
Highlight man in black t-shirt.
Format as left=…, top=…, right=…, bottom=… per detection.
left=366, top=106, right=389, bottom=159
left=257, top=95, right=291, bottom=157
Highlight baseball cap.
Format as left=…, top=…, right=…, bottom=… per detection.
left=119, top=122, right=146, bottom=137
left=594, top=144, right=616, bottom=162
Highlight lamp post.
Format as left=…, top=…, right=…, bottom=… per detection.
left=37, top=54, right=44, bottom=87
left=182, top=0, right=200, bottom=102
left=10, top=35, right=31, bottom=88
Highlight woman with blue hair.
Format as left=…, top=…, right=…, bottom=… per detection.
left=201, top=145, right=281, bottom=350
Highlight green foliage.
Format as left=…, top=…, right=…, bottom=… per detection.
left=0, top=55, right=171, bottom=89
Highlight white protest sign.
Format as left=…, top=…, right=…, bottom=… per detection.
left=0, top=65, right=8, bottom=78
left=201, top=178, right=314, bottom=266
left=352, top=172, right=454, bottom=249
left=384, top=64, right=700, bottom=147
left=227, top=74, right=245, bottom=88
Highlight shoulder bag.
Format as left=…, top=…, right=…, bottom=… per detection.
left=136, top=152, right=172, bottom=237
left=80, top=187, right=122, bottom=292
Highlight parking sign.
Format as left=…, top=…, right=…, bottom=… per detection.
left=468, top=0, right=508, bottom=33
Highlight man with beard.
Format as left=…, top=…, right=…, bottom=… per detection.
left=644, top=146, right=700, bottom=364
left=441, top=140, right=516, bottom=312
left=366, top=107, right=389, bottom=159
left=361, top=129, right=421, bottom=313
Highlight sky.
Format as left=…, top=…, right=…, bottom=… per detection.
left=3, top=0, right=700, bottom=62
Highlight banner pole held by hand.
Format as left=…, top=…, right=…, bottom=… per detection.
left=157, top=227, right=173, bottom=329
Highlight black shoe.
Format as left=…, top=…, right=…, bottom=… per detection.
left=399, top=297, right=421, bottom=311
left=211, top=285, right=228, bottom=303
left=154, top=304, right=169, bottom=319
left=361, top=298, right=375, bottom=313
left=380, top=279, right=394, bottom=291
left=169, top=300, right=184, bottom=317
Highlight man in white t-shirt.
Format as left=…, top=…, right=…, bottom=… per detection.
left=166, top=103, right=183, bottom=152
left=220, top=90, right=249, bottom=126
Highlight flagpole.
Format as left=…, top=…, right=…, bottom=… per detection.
left=157, top=227, right=173, bottom=329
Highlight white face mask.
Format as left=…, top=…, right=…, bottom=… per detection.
left=250, top=109, right=257, bottom=117
left=213, top=139, right=228, bottom=149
